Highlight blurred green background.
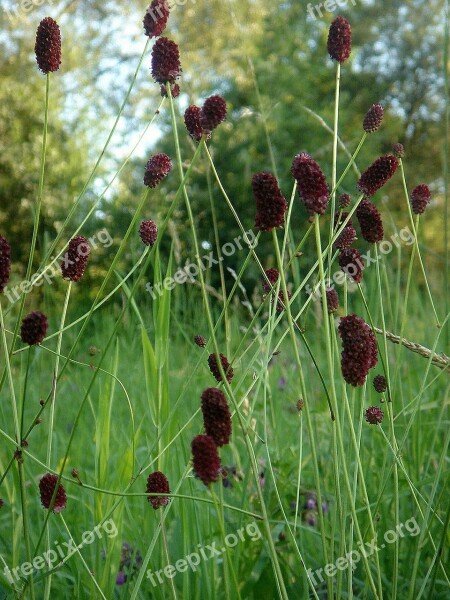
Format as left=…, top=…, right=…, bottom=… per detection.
left=0, top=0, right=447, bottom=310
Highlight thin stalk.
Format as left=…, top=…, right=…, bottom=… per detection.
left=160, top=510, right=178, bottom=600
left=271, top=228, right=332, bottom=599
left=328, top=62, right=341, bottom=275
left=167, top=86, right=288, bottom=599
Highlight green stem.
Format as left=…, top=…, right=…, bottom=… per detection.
left=166, top=86, right=288, bottom=599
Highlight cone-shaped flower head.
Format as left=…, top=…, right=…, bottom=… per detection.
left=139, top=220, right=158, bottom=246
left=323, top=287, right=339, bottom=314
left=392, top=143, right=405, bottom=158
left=365, top=406, right=384, bottom=425
left=262, top=268, right=279, bottom=293
left=201, top=387, right=232, bottom=447
left=146, top=471, right=170, bottom=509
left=338, top=193, right=351, bottom=209
left=200, top=95, right=227, bottom=132
left=20, top=311, right=48, bottom=345
left=143, top=153, right=172, bottom=188
left=191, top=434, right=221, bottom=485
left=339, top=314, right=378, bottom=386
left=373, top=375, right=387, bottom=393
left=357, top=155, right=399, bottom=197
left=184, top=105, right=206, bottom=141
left=39, top=473, right=66, bottom=512
left=410, top=184, right=431, bottom=215
left=356, top=199, right=384, bottom=243
left=143, top=0, right=170, bottom=38
left=151, top=37, right=181, bottom=84
left=194, top=335, right=207, bottom=348
left=0, top=236, right=11, bottom=294
left=338, top=248, right=364, bottom=283
left=335, top=226, right=356, bottom=249
left=363, top=104, right=384, bottom=133
left=35, top=17, right=61, bottom=74
left=252, top=173, right=287, bottom=231
left=61, top=236, right=90, bottom=282
left=291, top=153, right=329, bottom=215
left=327, top=16, right=352, bottom=63
left=208, top=352, right=233, bottom=383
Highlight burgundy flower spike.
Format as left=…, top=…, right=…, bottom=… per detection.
left=253, top=173, right=287, bottom=232
left=339, top=314, right=378, bottom=386
left=151, top=37, right=181, bottom=84
left=35, top=17, right=61, bottom=74
left=291, top=153, right=329, bottom=215
left=191, top=434, right=221, bottom=486
left=144, top=153, right=172, bottom=188
left=357, top=155, right=399, bottom=197
left=201, top=387, right=232, bottom=447
left=327, top=16, right=352, bottom=63
left=20, top=311, right=48, bottom=346
left=146, top=471, right=170, bottom=509
left=410, top=184, right=431, bottom=215
left=61, top=236, right=90, bottom=282
left=143, top=0, right=170, bottom=38
left=39, top=473, right=67, bottom=512
left=139, top=220, right=158, bottom=246
left=208, top=352, right=234, bottom=383
left=356, top=200, right=384, bottom=243
left=200, top=95, right=227, bottom=132
left=0, top=236, right=11, bottom=294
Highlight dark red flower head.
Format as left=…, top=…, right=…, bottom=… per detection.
left=20, top=311, right=48, bottom=345
left=410, top=184, right=431, bottom=215
left=335, top=227, right=356, bottom=250
left=0, top=236, right=11, bottom=294
left=338, top=193, right=351, bottom=209
left=146, top=471, right=170, bottom=509
left=262, top=268, right=279, bottom=293
left=357, top=155, right=399, bottom=197
left=194, top=335, right=207, bottom=348
left=363, top=104, right=384, bottom=133
left=201, top=387, right=232, bottom=447
left=160, top=83, right=180, bottom=98
left=252, top=173, right=287, bottom=232
left=338, top=248, right=364, bottom=283
left=208, top=352, right=233, bottom=383
left=392, top=143, right=405, bottom=159
left=139, top=220, right=158, bottom=246
left=339, top=314, right=378, bottom=386
left=373, top=375, right=387, bottom=393
left=261, top=268, right=291, bottom=312
left=151, top=37, right=181, bottom=84
left=356, top=199, right=384, bottom=243
left=200, top=95, right=227, bottom=132
left=323, top=287, right=339, bottom=314
left=365, top=406, right=384, bottom=425
left=184, top=105, right=207, bottom=142
left=61, top=236, right=90, bottom=282
left=291, top=153, right=329, bottom=215
left=39, top=473, right=66, bottom=512
left=144, top=153, right=172, bottom=188
left=143, top=0, right=170, bottom=38
left=35, top=17, right=61, bottom=74
left=327, top=16, right=352, bottom=63
left=191, top=434, right=221, bottom=485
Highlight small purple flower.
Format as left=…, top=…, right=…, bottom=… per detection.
left=278, top=377, right=287, bottom=390
left=116, top=571, right=126, bottom=586
left=305, top=497, right=316, bottom=510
